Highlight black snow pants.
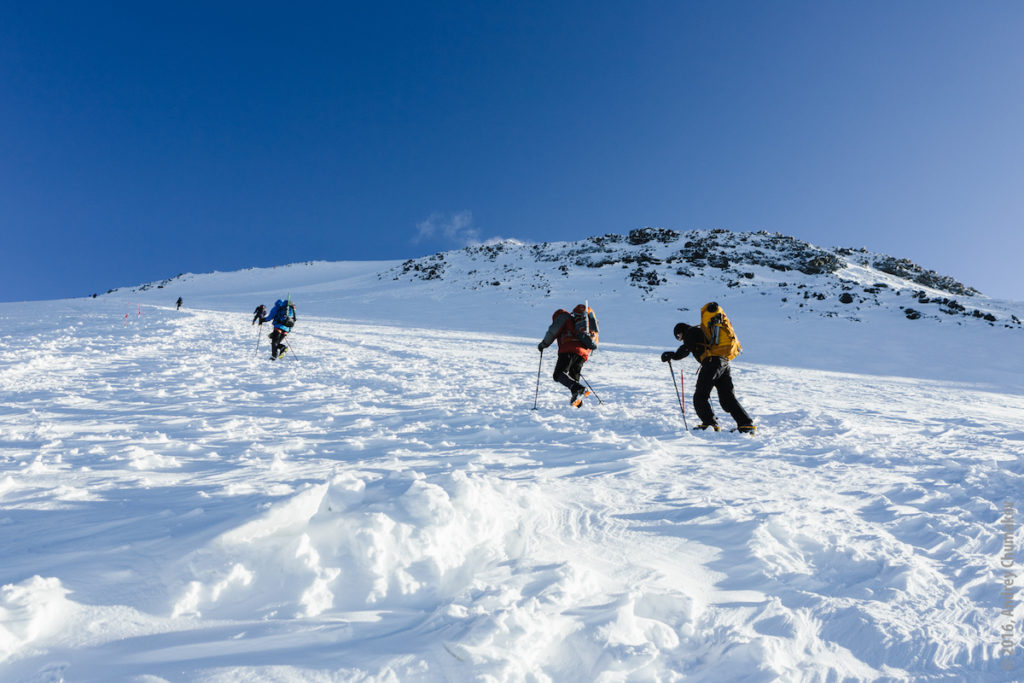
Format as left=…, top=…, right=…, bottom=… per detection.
left=694, top=356, right=753, bottom=428
left=553, top=352, right=586, bottom=394
left=269, top=329, right=289, bottom=359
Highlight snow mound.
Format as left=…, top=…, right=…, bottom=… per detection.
left=173, top=470, right=546, bottom=620
left=0, top=577, right=72, bottom=663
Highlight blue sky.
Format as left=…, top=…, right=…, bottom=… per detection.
left=3, top=1, right=1023, bottom=302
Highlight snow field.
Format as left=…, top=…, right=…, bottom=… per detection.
left=1, top=297, right=1022, bottom=680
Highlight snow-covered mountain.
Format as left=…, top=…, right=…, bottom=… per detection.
left=2, top=229, right=1022, bottom=681
left=113, top=227, right=1024, bottom=385
left=123, top=228, right=1019, bottom=331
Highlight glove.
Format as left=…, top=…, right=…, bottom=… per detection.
left=537, top=342, right=546, bottom=352
left=661, top=351, right=673, bottom=362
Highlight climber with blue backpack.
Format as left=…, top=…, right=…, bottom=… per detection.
left=262, top=298, right=297, bottom=360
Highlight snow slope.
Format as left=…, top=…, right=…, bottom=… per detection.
left=2, top=231, right=1023, bottom=681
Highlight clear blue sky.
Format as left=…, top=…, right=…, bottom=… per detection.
left=4, top=1, right=1023, bottom=302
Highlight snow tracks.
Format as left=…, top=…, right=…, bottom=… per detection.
left=1, top=300, right=1022, bottom=680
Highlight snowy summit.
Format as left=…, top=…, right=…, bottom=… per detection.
left=1, top=229, right=1023, bottom=681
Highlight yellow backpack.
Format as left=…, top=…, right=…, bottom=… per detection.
left=700, top=302, right=741, bottom=361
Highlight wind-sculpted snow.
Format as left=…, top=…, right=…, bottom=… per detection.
left=2, top=260, right=1024, bottom=679
left=170, top=470, right=548, bottom=620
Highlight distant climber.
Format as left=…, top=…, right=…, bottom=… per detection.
left=176, top=297, right=183, bottom=310
left=661, top=302, right=755, bottom=433
left=252, top=304, right=267, bottom=326
left=262, top=298, right=296, bottom=360
left=538, top=304, right=599, bottom=407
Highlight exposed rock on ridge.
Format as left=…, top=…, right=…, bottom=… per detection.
left=387, top=228, right=1020, bottom=329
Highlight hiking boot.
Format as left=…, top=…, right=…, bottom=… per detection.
left=736, top=425, right=757, bottom=435
left=278, top=346, right=289, bottom=358
left=571, top=388, right=590, bottom=408
left=695, top=423, right=721, bottom=432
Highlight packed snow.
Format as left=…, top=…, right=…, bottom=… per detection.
left=2, top=235, right=1023, bottom=681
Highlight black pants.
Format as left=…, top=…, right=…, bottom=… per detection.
left=553, top=353, right=586, bottom=393
left=269, top=329, right=289, bottom=359
left=694, top=357, right=752, bottom=427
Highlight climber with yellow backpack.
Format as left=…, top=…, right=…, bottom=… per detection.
left=660, top=302, right=755, bottom=433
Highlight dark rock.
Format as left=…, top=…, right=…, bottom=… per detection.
left=874, top=256, right=978, bottom=297
left=628, top=228, right=680, bottom=245
left=800, top=252, right=845, bottom=275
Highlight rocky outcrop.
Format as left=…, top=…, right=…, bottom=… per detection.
left=381, top=228, right=1018, bottom=329
left=866, top=255, right=979, bottom=297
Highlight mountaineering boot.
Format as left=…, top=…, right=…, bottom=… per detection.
left=278, top=346, right=289, bottom=359
left=695, top=423, right=721, bottom=432
left=571, top=387, right=590, bottom=408
left=736, top=425, right=757, bottom=435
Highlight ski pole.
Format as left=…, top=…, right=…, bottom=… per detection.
left=532, top=348, right=543, bottom=410
left=579, top=373, right=603, bottom=405
left=254, top=322, right=262, bottom=356
left=668, top=360, right=689, bottom=430
left=285, top=332, right=298, bottom=361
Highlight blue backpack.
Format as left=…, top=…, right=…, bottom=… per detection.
left=275, top=302, right=296, bottom=328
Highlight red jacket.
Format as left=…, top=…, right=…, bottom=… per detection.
left=541, top=306, right=599, bottom=360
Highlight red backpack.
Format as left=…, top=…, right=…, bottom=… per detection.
left=554, top=305, right=599, bottom=359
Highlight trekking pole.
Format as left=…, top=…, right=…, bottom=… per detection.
left=254, top=322, right=262, bottom=356
left=286, top=332, right=298, bottom=361
left=668, top=360, right=689, bottom=430
left=579, top=373, right=603, bottom=405
left=532, top=348, right=543, bottom=410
